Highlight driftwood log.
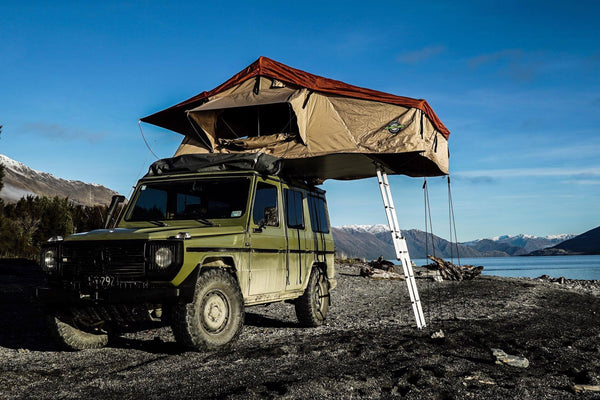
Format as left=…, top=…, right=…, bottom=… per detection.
left=426, top=256, right=483, bottom=281
left=360, top=256, right=405, bottom=280
left=359, top=266, right=405, bottom=280
left=368, top=256, right=396, bottom=272
left=571, top=384, right=600, bottom=393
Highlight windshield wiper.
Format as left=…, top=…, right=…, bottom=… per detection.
left=148, top=220, right=168, bottom=227
left=195, top=218, right=216, bottom=226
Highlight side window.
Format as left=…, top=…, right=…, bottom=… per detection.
left=284, top=189, right=305, bottom=229
left=253, top=182, right=279, bottom=227
left=308, top=195, right=330, bottom=233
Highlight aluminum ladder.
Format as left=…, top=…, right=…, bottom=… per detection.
left=376, top=166, right=426, bottom=329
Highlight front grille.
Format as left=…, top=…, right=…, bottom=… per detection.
left=60, top=241, right=146, bottom=280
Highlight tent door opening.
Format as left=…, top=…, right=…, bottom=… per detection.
left=216, top=103, right=299, bottom=140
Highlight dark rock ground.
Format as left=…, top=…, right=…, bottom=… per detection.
left=1, top=259, right=599, bottom=399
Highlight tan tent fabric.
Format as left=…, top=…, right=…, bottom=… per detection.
left=191, top=77, right=297, bottom=112
left=143, top=57, right=451, bottom=179
left=141, top=56, right=450, bottom=138
left=299, top=92, right=359, bottom=153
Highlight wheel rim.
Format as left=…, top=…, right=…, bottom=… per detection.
left=201, top=290, right=230, bottom=334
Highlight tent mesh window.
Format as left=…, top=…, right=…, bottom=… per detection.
left=216, top=103, right=299, bottom=139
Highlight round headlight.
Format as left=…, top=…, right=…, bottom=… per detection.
left=43, top=249, right=57, bottom=270
left=154, top=247, right=173, bottom=269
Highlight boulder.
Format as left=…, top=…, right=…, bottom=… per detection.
left=491, top=348, right=529, bottom=368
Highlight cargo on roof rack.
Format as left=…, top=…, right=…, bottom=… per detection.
left=145, top=153, right=282, bottom=177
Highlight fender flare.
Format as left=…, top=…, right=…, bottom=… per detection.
left=178, top=257, right=237, bottom=302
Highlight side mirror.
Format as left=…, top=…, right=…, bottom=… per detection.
left=104, top=195, right=126, bottom=229
left=253, top=207, right=278, bottom=233
left=257, top=219, right=266, bottom=230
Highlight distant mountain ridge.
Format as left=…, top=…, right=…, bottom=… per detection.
left=0, top=154, right=118, bottom=206
left=528, top=226, right=600, bottom=256
left=332, top=224, right=575, bottom=260
left=462, top=233, right=575, bottom=255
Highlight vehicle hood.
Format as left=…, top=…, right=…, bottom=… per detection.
left=64, top=226, right=246, bottom=241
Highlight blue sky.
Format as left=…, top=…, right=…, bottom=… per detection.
left=1, top=1, right=599, bottom=241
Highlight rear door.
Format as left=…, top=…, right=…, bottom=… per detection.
left=308, top=193, right=330, bottom=266
left=284, top=188, right=308, bottom=290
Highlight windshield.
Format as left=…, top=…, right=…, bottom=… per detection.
left=126, top=177, right=251, bottom=222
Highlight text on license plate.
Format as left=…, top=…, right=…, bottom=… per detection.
left=87, top=275, right=116, bottom=288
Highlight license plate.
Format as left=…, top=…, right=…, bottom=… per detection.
left=87, top=275, right=116, bottom=288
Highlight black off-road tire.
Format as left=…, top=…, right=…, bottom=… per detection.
left=45, top=310, right=109, bottom=351
left=171, top=269, right=244, bottom=351
left=295, top=268, right=330, bottom=327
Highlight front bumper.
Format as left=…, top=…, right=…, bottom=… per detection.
left=36, top=285, right=180, bottom=306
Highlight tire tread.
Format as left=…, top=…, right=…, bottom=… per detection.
left=46, top=312, right=109, bottom=351
left=295, top=268, right=329, bottom=327
left=171, top=269, right=244, bottom=351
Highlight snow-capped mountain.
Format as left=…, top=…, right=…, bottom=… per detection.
left=338, top=224, right=390, bottom=235
left=462, top=233, right=576, bottom=254
left=0, top=154, right=118, bottom=206
left=332, top=224, right=575, bottom=260
left=529, top=226, right=600, bottom=256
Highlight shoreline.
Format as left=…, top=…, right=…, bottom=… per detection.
left=338, top=257, right=600, bottom=283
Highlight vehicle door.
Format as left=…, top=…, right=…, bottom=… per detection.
left=283, top=188, right=309, bottom=290
left=248, top=179, right=286, bottom=295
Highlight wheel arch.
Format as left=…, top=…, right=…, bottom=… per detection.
left=178, top=256, right=238, bottom=302
left=303, top=262, right=329, bottom=289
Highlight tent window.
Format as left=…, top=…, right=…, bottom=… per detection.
left=216, top=103, right=299, bottom=139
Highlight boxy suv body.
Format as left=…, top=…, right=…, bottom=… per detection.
left=38, top=156, right=336, bottom=351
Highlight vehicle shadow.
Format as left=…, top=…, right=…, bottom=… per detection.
left=0, top=260, right=58, bottom=351
left=108, top=334, right=182, bottom=354
left=244, top=312, right=299, bottom=328
left=109, top=311, right=300, bottom=354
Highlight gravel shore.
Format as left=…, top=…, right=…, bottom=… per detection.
left=1, top=260, right=599, bottom=399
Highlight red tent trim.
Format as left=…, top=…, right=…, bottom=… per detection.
left=141, top=56, right=450, bottom=139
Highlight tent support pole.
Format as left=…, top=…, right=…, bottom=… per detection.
left=376, top=166, right=426, bottom=329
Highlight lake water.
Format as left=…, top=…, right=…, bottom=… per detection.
left=411, top=255, right=600, bottom=280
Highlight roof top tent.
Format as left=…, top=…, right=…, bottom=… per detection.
left=140, top=56, right=449, bottom=182
left=141, top=57, right=452, bottom=328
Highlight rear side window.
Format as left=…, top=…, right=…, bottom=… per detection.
left=284, top=189, right=304, bottom=229
left=308, top=195, right=329, bottom=233
left=253, top=182, right=279, bottom=227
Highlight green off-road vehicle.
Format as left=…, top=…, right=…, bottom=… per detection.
left=37, top=154, right=336, bottom=351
